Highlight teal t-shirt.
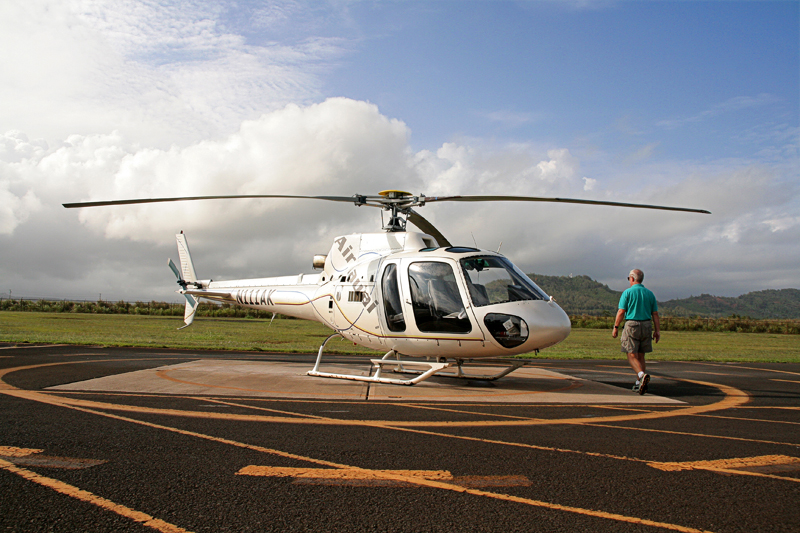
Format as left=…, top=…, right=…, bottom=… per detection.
left=618, top=284, right=658, bottom=321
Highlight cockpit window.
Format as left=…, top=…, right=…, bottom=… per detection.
left=460, top=256, right=548, bottom=306
left=408, top=262, right=471, bottom=333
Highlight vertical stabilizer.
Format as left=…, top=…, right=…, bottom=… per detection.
left=176, top=232, right=197, bottom=283
left=171, top=232, right=199, bottom=330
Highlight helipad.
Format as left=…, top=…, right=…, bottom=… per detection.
left=50, top=359, right=682, bottom=404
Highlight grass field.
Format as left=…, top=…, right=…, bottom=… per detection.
left=1, top=312, right=798, bottom=362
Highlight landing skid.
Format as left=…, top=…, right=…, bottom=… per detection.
left=390, top=359, right=526, bottom=381
left=307, top=334, right=451, bottom=385
left=306, top=334, right=524, bottom=386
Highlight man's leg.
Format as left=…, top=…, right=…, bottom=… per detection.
left=627, top=352, right=645, bottom=375
left=627, top=352, right=649, bottom=394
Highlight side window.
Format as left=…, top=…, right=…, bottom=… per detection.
left=408, top=262, right=471, bottom=334
left=381, top=263, right=405, bottom=332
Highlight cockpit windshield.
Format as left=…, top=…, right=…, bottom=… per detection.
left=460, top=256, right=548, bottom=306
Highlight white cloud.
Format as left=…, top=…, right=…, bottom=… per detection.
left=0, top=0, right=345, bottom=148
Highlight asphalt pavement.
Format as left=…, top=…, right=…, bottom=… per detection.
left=1, top=344, right=798, bottom=532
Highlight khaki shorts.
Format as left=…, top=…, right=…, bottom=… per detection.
left=620, top=320, right=653, bottom=354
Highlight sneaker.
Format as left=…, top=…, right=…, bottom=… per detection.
left=638, top=374, right=650, bottom=395
left=632, top=381, right=640, bottom=393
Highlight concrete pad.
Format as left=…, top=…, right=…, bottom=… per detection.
left=49, top=359, right=682, bottom=404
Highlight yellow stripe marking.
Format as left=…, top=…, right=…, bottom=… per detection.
left=647, top=455, right=800, bottom=483
left=0, top=457, right=192, bottom=533
left=689, top=362, right=800, bottom=377
left=586, top=423, right=799, bottom=447
left=238, top=466, right=455, bottom=481
left=740, top=406, right=800, bottom=411
left=238, top=466, right=533, bottom=487
left=649, top=454, right=800, bottom=471
left=772, top=379, right=800, bottom=384
left=0, top=446, right=43, bottom=457
left=693, top=413, right=800, bottom=426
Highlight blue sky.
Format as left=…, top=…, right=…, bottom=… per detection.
left=330, top=2, right=798, bottom=156
left=0, top=0, right=798, bottom=302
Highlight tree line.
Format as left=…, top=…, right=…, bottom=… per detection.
left=2, top=298, right=797, bottom=334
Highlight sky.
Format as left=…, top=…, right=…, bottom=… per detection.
left=1, top=0, right=798, bottom=303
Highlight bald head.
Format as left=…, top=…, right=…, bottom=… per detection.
left=629, top=269, right=644, bottom=283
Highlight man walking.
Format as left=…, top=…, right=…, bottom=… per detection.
left=612, top=269, right=660, bottom=394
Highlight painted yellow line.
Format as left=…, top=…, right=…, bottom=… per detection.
left=693, top=413, right=800, bottom=426
left=771, top=378, right=800, bottom=384
left=739, top=406, right=800, bottom=411
left=237, top=466, right=534, bottom=487
left=0, top=446, right=43, bottom=457
left=689, top=362, right=800, bottom=377
left=238, top=466, right=455, bottom=481
left=647, top=455, right=800, bottom=483
left=193, top=397, right=333, bottom=420
left=396, top=402, right=545, bottom=421
left=649, top=454, right=800, bottom=471
left=585, top=423, right=799, bottom=448
left=736, top=366, right=800, bottom=377
left=0, top=457, right=192, bottom=533
left=587, top=405, right=658, bottom=413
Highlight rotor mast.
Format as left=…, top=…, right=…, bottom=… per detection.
left=376, top=190, right=422, bottom=232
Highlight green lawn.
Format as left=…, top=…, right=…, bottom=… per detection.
left=523, top=327, right=799, bottom=363
left=1, top=312, right=798, bottom=362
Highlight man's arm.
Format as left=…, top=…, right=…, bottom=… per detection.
left=612, top=308, right=625, bottom=338
left=652, top=311, right=660, bottom=343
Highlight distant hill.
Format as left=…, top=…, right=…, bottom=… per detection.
left=529, top=274, right=620, bottom=317
left=660, top=289, right=800, bottom=320
left=528, top=274, right=800, bottom=319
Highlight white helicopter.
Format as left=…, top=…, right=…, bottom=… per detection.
left=64, top=191, right=709, bottom=385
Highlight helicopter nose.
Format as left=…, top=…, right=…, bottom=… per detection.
left=528, top=298, right=571, bottom=349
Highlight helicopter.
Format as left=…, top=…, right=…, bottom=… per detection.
left=64, top=190, right=709, bottom=385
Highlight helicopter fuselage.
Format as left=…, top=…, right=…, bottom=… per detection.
left=184, top=231, right=571, bottom=360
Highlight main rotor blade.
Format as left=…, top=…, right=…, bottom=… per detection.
left=407, top=209, right=451, bottom=247
left=63, top=194, right=368, bottom=209
left=423, top=195, right=711, bottom=214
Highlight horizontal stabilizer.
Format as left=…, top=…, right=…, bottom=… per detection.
left=168, top=258, right=182, bottom=284
left=184, top=289, right=235, bottom=301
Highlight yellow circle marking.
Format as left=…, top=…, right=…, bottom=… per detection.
left=1, top=359, right=748, bottom=428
